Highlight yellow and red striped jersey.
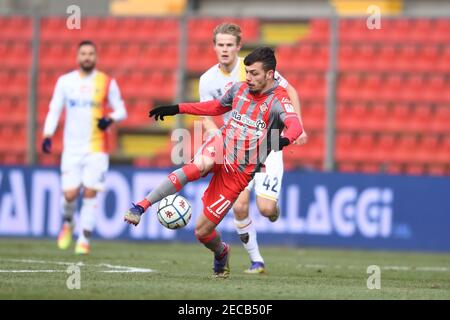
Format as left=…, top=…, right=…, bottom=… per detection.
left=43, top=70, right=127, bottom=154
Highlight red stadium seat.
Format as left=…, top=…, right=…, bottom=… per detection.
left=429, top=165, right=446, bottom=176
left=405, top=163, right=425, bottom=176
left=302, top=101, right=324, bottom=130
left=295, top=73, right=325, bottom=100
left=308, top=19, right=329, bottom=42
left=435, top=136, right=450, bottom=165
left=7, top=42, right=31, bottom=68
left=416, top=45, right=439, bottom=72
left=187, top=43, right=216, bottom=72
left=338, top=162, right=358, bottom=173
left=397, top=45, right=418, bottom=72
left=372, top=134, right=396, bottom=163
left=338, top=73, right=362, bottom=101
left=392, top=135, right=418, bottom=164
left=353, top=133, right=376, bottom=162
left=361, top=162, right=380, bottom=174
left=410, top=105, right=432, bottom=133
left=410, top=19, right=433, bottom=43
left=380, top=75, right=403, bottom=102
left=0, top=17, right=32, bottom=41
left=335, top=133, right=354, bottom=162
left=343, top=103, right=369, bottom=131
left=416, top=135, right=439, bottom=164
left=429, top=19, right=450, bottom=43
left=365, top=103, right=390, bottom=132
left=430, top=107, right=450, bottom=134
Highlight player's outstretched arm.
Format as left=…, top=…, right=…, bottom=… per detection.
left=149, top=100, right=231, bottom=121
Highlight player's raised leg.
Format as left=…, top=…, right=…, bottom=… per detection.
left=232, top=187, right=266, bottom=274
left=124, top=155, right=214, bottom=226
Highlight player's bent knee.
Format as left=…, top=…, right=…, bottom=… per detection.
left=258, top=202, right=277, bottom=217
left=233, top=202, right=249, bottom=219
left=193, top=156, right=214, bottom=176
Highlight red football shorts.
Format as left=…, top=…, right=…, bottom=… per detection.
left=195, top=134, right=253, bottom=225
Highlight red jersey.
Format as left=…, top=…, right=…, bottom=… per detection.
left=180, top=81, right=302, bottom=176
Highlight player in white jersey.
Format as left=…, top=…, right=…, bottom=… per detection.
left=199, top=23, right=308, bottom=274
left=42, top=40, right=127, bottom=255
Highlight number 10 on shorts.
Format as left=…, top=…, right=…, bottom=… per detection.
left=208, top=194, right=232, bottom=218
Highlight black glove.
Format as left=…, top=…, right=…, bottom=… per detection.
left=97, top=117, right=113, bottom=130
left=149, top=104, right=179, bottom=121
left=42, top=137, right=52, bottom=154
left=279, top=137, right=290, bottom=150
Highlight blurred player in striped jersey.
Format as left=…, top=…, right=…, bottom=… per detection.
left=199, top=23, right=308, bottom=274
left=42, top=40, right=127, bottom=255
left=125, top=47, right=303, bottom=278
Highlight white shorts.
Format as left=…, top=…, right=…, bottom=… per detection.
left=61, top=152, right=109, bottom=191
left=246, top=150, right=284, bottom=201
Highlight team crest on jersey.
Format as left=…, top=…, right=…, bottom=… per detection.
left=259, top=102, right=268, bottom=113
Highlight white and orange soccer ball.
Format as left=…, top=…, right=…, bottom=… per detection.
left=157, top=194, right=192, bottom=229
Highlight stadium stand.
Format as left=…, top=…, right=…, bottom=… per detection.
left=1, top=14, right=449, bottom=176
left=277, top=17, right=450, bottom=175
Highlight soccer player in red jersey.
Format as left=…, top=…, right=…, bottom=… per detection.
left=124, top=47, right=303, bottom=278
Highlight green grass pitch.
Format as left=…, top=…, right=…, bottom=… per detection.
left=1, top=238, right=450, bottom=299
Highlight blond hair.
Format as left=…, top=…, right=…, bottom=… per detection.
left=213, top=22, right=242, bottom=45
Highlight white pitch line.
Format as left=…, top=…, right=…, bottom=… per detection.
left=0, top=270, right=65, bottom=273
left=0, top=259, right=154, bottom=273
left=98, top=263, right=153, bottom=273
left=297, top=264, right=449, bottom=272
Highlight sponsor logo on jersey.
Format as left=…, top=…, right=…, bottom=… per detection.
left=231, top=110, right=267, bottom=130
left=68, top=99, right=101, bottom=108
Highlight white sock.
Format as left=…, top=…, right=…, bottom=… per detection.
left=79, top=197, right=97, bottom=241
left=234, top=217, right=264, bottom=264
left=62, top=198, right=76, bottom=224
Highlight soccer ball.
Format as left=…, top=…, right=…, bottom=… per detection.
left=157, top=194, right=192, bottom=229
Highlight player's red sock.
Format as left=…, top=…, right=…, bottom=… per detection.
left=182, top=163, right=201, bottom=181
left=137, top=199, right=151, bottom=211
left=167, top=163, right=201, bottom=192
left=195, top=229, right=226, bottom=257
left=195, top=229, right=218, bottom=244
